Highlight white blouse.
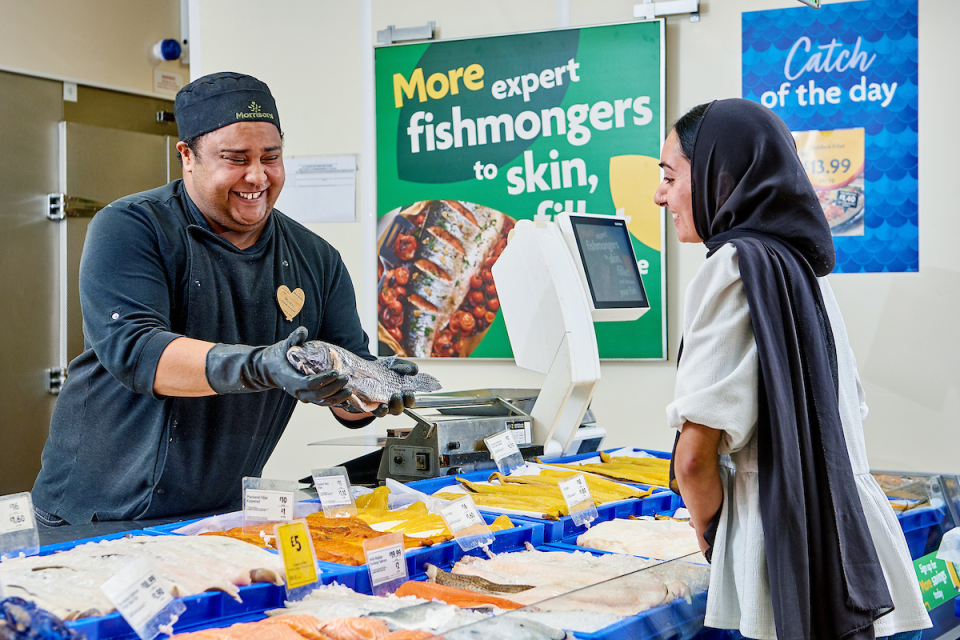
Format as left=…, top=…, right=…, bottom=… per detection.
left=666, top=244, right=930, bottom=639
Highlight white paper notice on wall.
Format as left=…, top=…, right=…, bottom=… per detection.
left=152, top=69, right=183, bottom=98
left=273, top=156, right=357, bottom=223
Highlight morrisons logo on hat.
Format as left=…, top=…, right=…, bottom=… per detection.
left=236, top=101, right=275, bottom=120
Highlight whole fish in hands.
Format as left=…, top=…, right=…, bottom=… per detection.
left=287, top=340, right=441, bottom=413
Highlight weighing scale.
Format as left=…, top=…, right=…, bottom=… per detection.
left=310, top=210, right=649, bottom=485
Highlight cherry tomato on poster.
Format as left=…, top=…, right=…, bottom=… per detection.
left=394, top=267, right=410, bottom=285
left=449, top=314, right=462, bottom=333
left=394, top=234, right=417, bottom=262
left=434, top=331, right=455, bottom=357
left=472, top=306, right=486, bottom=319
left=381, top=300, right=403, bottom=328
left=469, top=290, right=485, bottom=305
left=470, top=274, right=484, bottom=289
left=481, top=269, right=494, bottom=284
left=459, top=312, right=476, bottom=333
left=487, top=297, right=500, bottom=312
left=484, top=283, right=497, bottom=297
left=379, top=287, right=397, bottom=306
left=485, top=311, right=496, bottom=324
left=388, top=327, right=402, bottom=342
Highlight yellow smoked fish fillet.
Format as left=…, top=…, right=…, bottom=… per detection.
left=491, top=472, right=651, bottom=503
left=532, top=469, right=655, bottom=500
left=544, top=462, right=669, bottom=487
left=205, top=516, right=432, bottom=567
left=433, top=492, right=567, bottom=518
left=599, top=452, right=670, bottom=468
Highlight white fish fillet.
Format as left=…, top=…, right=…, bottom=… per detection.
left=576, top=519, right=703, bottom=560
left=0, top=535, right=284, bottom=620
left=449, top=547, right=708, bottom=617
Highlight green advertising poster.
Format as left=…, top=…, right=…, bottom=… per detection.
left=914, top=551, right=960, bottom=611
left=375, top=22, right=665, bottom=360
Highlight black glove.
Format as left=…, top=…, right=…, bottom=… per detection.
left=370, top=358, right=419, bottom=418
left=205, top=327, right=351, bottom=405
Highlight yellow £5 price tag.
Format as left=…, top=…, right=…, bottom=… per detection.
left=274, top=520, right=319, bottom=590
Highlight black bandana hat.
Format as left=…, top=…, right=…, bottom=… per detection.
left=690, top=99, right=835, bottom=277
left=174, top=71, right=281, bottom=141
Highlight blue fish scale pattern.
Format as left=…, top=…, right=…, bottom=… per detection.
left=742, top=0, right=918, bottom=272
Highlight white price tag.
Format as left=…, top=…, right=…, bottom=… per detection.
left=441, top=497, right=483, bottom=533
left=101, top=559, right=182, bottom=639
left=557, top=473, right=598, bottom=528
left=558, top=474, right=591, bottom=505
left=0, top=496, right=33, bottom=535
left=314, top=475, right=351, bottom=507
left=366, top=543, right=406, bottom=586
left=243, top=489, right=294, bottom=522
left=439, top=497, right=495, bottom=552
left=485, top=430, right=521, bottom=462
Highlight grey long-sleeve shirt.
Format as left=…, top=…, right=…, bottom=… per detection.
left=32, top=180, right=371, bottom=524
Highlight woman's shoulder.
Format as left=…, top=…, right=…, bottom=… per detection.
left=688, top=242, right=743, bottom=300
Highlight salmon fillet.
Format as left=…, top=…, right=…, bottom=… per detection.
left=393, top=581, right=523, bottom=610
left=318, top=617, right=391, bottom=640
left=171, top=615, right=332, bottom=639
left=382, top=631, right=435, bottom=640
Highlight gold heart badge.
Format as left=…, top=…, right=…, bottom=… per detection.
left=277, top=285, right=305, bottom=321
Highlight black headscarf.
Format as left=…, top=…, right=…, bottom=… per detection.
left=690, top=99, right=894, bottom=640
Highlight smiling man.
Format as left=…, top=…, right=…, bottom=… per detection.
left=31, top=72, right=417, bottom=527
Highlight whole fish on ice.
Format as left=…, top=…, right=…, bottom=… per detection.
left=286, top=340, right=441, bottom=412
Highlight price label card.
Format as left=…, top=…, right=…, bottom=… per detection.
left=0, top=496, right=33, bottom=535
left=558, top=473, right=598, bottom=528
left=311, top=467, right=357, bottom=517
left=0, top=492, right=39, bottom=560
left=485, top=430, right=520, bottom=460
left=440, top=496, right=494, bottom=552
left=241, top=477, right=298, bottom=531
left=101, top=558, right=185, bottom=640
left=274, top=520, right=320, bottom=598
left=484, top=430, right=525, bottom=475
left=363, top=533, right=407, bottom=596
left=244, top=490, right=294, bottom=522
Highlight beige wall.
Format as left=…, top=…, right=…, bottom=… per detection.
left=0, top=0, right=186, bottom=95
left=194, top=0, right=959, bottom=480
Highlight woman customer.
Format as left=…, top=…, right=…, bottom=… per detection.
left=657, top=99, right=929, bottom=640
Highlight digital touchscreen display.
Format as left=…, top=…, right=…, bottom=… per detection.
left=569, top=216, right=648, bottom=309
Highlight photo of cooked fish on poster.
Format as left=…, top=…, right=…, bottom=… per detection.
left=375, top=22, right=665, bottom=359
left=793, top=128, right=865, bottom=237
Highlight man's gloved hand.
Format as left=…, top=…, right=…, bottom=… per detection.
left=206, top=327, right=352, bottom=405
left=370, top=358, right=419, bottom=418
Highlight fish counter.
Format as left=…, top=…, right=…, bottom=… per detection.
left=2, top=448, right=739, bottom=640
left=6, top=448, right=943, bottom=640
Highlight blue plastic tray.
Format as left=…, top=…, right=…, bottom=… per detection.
left=897, top=504, right=946, bottom=560
left=29, top=531, right=354, bottom=640
left=66, top=583, right=281, bottom=640
left=405, top=464, right=678, bottom=543
left=533, top=543, right=710, bottom=640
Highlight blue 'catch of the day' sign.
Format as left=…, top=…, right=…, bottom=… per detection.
left=742, top=0, right=918, bottom=273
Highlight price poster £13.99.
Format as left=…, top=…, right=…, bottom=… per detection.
left=742, top=0, right=918, bottom=273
